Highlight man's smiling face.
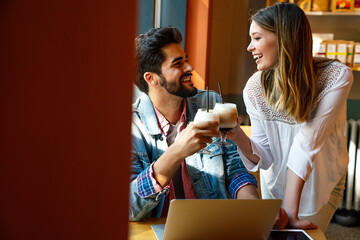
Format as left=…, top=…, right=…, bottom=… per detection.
left=157, top=43, right=197, bottom=98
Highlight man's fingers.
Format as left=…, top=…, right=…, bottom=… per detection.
left=201, top=136, right=216, bottom=144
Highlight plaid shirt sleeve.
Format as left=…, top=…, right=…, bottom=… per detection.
left=228, top=170, right=258, bottom=199
left=137, top=162, right=170, bottom=198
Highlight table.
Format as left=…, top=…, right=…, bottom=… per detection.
left=128, top=218, right=326, bottom=240
left=128, top=218, right=164, bottom=240
left=241, top=125, right=252, bottom=137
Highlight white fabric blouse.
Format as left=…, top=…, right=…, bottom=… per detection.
left=239, top=59, right=353, bottom=216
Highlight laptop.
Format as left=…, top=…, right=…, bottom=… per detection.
left=151, top=199, right=281, bottom=240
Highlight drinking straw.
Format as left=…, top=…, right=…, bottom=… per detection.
left=206, top=86, right=209, bottom=112
left=218, top=82, right=224, bottom=104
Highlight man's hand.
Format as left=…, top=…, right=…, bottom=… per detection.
left=172, top=121, right=220, bottom=159
left=153, top=121, right=220, bottom=187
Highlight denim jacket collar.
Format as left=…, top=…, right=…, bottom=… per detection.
left=134, top=94, right=162, bottom=136
left=133, top=90, right=205, bottom=137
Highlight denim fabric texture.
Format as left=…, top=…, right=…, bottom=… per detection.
left=129, top=90, right=258, bottom=221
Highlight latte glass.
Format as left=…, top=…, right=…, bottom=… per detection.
left=193, top=108, right=220, bottom=154
left=213, top=103, right=238, bottom=146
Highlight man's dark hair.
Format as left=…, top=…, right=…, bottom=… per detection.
left=135, top=27, right=182, bottom=94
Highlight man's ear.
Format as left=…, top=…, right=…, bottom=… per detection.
left=143, top=72, right=159, bottom=86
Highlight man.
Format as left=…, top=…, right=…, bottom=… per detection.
left=130, top=27, right=259, bottom=221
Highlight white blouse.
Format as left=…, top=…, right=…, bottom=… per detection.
left=239, top=60, right=353, bottom=216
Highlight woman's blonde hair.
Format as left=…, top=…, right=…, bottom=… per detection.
left=252, top=3, right=315, bottom=122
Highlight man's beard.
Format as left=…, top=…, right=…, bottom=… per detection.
left=159, top=73, right=197, bottom=98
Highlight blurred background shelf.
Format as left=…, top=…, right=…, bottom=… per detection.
left=306, top=11, right=360, bottom=16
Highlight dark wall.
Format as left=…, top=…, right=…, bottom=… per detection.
left=0, top=1, right=135, bottom=239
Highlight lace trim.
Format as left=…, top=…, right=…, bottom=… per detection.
left=245, top=60, right=346, bottom=124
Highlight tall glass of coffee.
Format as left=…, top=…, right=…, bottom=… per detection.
left=213, top=103, right=238, bottom=146
left=193, top=108, right=220, bottom=154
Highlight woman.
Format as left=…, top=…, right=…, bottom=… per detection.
left=228, top=3, right=353, bottom=232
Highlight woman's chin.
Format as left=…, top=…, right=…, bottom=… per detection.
left=256, top=65, right=264, bottom=71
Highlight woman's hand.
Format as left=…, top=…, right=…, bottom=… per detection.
left=286, top=214, right=318, bottom=230
left=273, top=207, right=317, bottom=230
left=226, top=117, right=260, bottom=165
left=226, top=117, right=243, bottom=141
left=273, top=207, right=289, bottom=229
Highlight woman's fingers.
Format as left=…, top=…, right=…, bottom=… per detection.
left=273, top=207, right=289, bottom=229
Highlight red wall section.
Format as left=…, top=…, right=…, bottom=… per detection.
left=0, top=1, right=135, bottom=239
left=185, top=0, right=213, bottom=90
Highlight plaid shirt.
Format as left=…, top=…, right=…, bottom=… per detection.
left=137, top=100, right=197, bottom=200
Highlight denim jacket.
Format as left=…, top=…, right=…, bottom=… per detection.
left=129, top=90, right=257, bottom=221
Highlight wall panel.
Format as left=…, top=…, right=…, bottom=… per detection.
left=0, top=1, right=135, bottom=239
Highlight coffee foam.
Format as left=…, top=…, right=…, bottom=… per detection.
left=194, top=109, right=220, bottom=122
left=214, top=103, right=238, bottom=128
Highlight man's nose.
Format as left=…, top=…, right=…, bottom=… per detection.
left=184, top=61, right=194, bottom=72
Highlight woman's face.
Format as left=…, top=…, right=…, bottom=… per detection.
left=247, top=21, right=278, bottom=71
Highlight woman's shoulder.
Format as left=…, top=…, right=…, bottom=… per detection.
left=244, top=71, right=262, bottom=93
left=314, top=58, right=352, bottom=88
left=313, top=58, right=353, bottom=107
left=314, top=58, right=351, bottom=77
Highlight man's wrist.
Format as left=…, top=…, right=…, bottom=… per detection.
left=152, top=146, right=185, bottom=187
left=167, top=141, right=188, bottom=160
left=236, top=184, right=259, bottom=199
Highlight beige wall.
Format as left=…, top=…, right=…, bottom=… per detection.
left=207, top=0, right=265, bottom=95
left=185, top=0, right=266, bottom=95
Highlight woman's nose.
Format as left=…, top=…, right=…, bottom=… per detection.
left=247, top=41, right=254, bottom=52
